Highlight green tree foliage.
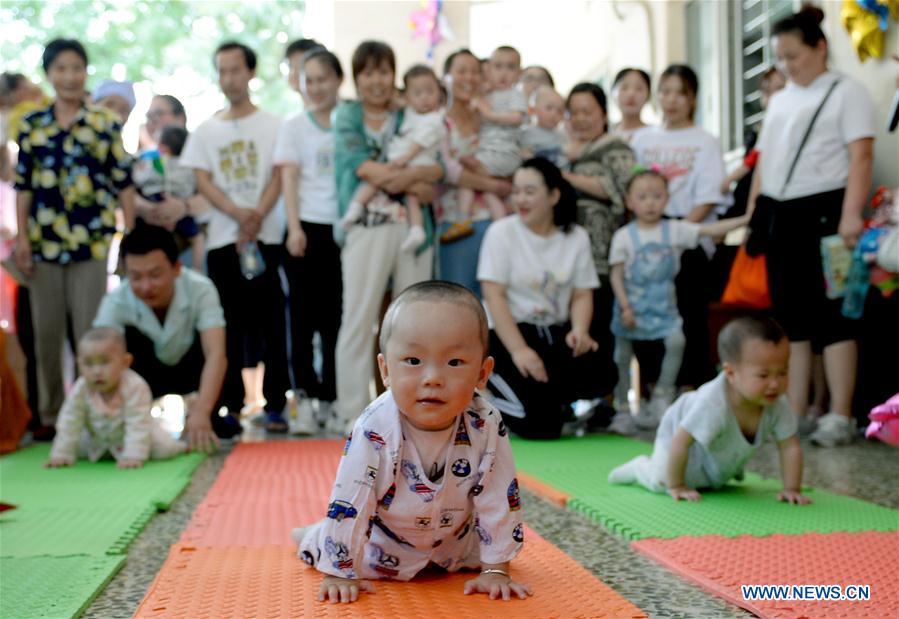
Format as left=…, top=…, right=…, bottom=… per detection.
left=1, top=0, right=307, bottom=116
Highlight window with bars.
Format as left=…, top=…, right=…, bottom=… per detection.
left=739, top=0, right=796, bottom=133
left=686, top=0, right=797, bottom=153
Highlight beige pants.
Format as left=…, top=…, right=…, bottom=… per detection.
left=29, top=260, right=107, bottom=426
left=334, top=223, right=433, bottom=426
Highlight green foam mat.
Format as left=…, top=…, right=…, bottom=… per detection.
left=512, top=435, right=899, bottom=540
left=0, top=505, right=155, bottom=557
left=0, top=554, right=125, bottom=619
left=0, top=444, right=205, bottom=510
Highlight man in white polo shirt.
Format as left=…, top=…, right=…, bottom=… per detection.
left=94, top=224, right=230, bottom=452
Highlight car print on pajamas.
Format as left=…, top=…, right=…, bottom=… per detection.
left=454, top=418, right=471, bottom=445
left=324, top=536, right=354, bottom=574
left=401, top=460, right=435, bottom=502
left=507, top=478, right=521, bottom=511
left=364, top=429, right=386, bottom=450
left=466, top=410, right=486, bottom=430
left=379, top=483, right=396, bottom=510
left=327, top=500, right=358, bottom=521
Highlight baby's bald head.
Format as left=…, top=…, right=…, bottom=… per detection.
left=379, top=281, right=489, bottom=357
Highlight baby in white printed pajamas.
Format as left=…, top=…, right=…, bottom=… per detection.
left=46, top=328, right=185, bottom=469
left=295, top=281, right=532, bottom=604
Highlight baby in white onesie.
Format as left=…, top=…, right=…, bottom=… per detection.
left=295, top=281, right=532, bottom=604
left=608, top=316, right=809, bottom=505
left=46, top=328, right=185, bottom=469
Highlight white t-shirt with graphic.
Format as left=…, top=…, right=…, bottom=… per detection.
left=478, top=215, right=599, bottom=326
left=630, top=125, right=729, bottom=219
left=756, top=71, right=876, bottom=201
left=273, top=112, right=338, bottom=226
left=180, top=109, right=283, bottom=249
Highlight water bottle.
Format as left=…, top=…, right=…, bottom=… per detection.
left=239, top=242, right=266, bottom=280
left=841, top=250, right=868, bottom=319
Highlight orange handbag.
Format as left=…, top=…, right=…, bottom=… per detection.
left=721, top=245, right=772, bottom=309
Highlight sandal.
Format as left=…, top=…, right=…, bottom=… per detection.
left=440, top=220, right=475, bottom=244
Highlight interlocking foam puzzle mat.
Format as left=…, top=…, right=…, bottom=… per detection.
left=0, top=504, right=156, bottom=557
left=136, top=532, right=647, bottom=619
left=511, top=435, right=899, bottom=539
left=632, top=531, right=899, bottom=618
left=0, top=444, right=205, bottom=510
left=0, top=554, right=125, bottom=618
left=136, top=440, right=647, bottom=618
left=0, top=444, right=205, bottom=618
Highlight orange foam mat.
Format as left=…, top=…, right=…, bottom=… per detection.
left=215, top=440, right=343, bottom=476
left=136, top=528, right=646, bottom=619
left=180, top=499, right=326, bottom=547
left=633, top=531, right=899, bottom=618
left=518, top=471, right=570, bottom=508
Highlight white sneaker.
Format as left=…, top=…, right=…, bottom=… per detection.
left=809, top=412, right=857, bottom=447
left=324, top=415, right=354, bottom=438
left=608, top=410, right=638, bottom=436
left=797, top=414, right=819, bottom=437
left=648, top=386, right=675, bottom=418
left=289, top=396, right=317, bottom=435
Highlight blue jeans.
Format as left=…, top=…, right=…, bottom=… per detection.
left=436, top=219, right=491, bottom=297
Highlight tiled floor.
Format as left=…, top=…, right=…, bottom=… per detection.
left=83, top=425, right=899, bottom=619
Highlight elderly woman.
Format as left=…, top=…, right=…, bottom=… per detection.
left=563, top=82, right=635, bottom=431
left=332, top=41, right=441, bottom=433
left=14, top=38, right=135, bottom=436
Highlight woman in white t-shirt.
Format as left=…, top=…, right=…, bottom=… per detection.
left=748, top=6, right=875, bottom=447
left=630, top=64, right=730, bottom=390
left=479, top=158, right=617, bottom=439
left=273, top=49, right=344, bottom=433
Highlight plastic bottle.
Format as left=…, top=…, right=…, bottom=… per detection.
left=239, top=242, right=266, bottom=280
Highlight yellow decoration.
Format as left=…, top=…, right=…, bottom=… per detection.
left=842, top=0, right=898, bottom=61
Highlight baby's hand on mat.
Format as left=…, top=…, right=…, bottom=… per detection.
left=44, top=457, right=75, bottom=468
left=117, top=459, right=144, bottom=469
left=463, top=572, right=532, bottom=601
left=318, top=575, right=375, bottom=604
left=668, top=486, right=701, bottom=502
left=777, top=489, right=811, bottom=505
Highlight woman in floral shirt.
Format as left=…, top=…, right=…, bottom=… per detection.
left=14, top=38, right=135, bottom=434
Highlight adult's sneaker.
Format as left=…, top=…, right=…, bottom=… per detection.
left=809, top=412, right=857, bottom=447
left=290, top=397, right=318, bottom=435
left=607, top=409, right=638, bottom=436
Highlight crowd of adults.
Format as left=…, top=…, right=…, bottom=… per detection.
left=3, top=4, right=895, bottom=450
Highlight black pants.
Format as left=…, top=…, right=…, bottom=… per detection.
left=675, top=247, right=715, bottom=387
left=488, top=323, right=618, bottom=440
left=282, top=222, right=342, bottom=402
left=206, top=243, right=290, bottom=413
left=761, top=190, right=856, bottom=348
left=126, top=327, right=205, bottom=398
left=590, top=276, right=619, bottom=395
